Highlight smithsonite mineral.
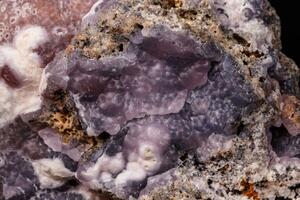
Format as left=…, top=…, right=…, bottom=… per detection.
left=0, top=0, right=300, bottom=200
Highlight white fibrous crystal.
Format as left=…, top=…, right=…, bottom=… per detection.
left=32, top=158, right=74, bottom=189
left=0, top=26, right=48, bottom=127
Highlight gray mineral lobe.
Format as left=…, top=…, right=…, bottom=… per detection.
left=0, top=0, right=300, bottom=200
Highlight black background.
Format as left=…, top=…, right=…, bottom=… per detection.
left=269, top=0, right=299, bottom=66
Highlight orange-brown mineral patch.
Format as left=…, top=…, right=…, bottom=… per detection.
left=0, top=0, right=98, bottom=65
left=152, top=0, right=183, bottom=9
left=281, top=95, right=300, bottom=136
left=69, top=10, right=144, bottom=59
left=241, top=179, right=260, bottom=200
left=40, top=91, right=102, bottom=149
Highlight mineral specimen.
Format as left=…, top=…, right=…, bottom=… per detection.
left=0, top=0, right=98, bottom=127
left=0, top=0, right=300, bottom=200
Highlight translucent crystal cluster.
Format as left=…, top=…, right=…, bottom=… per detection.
left=0, top=0, right=299, bottom=200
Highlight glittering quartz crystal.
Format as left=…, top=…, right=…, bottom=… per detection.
left=0, top=0, right=300, bottom=200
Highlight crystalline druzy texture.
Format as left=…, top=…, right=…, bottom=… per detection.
left=45, top=28, right=222, bottom=136
left=1, top=0, right=300, bottom=200
left=41, top=1, right=258, bottom=198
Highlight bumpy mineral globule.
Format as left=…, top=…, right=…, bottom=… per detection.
left=1, top=0, right=300, bottom=200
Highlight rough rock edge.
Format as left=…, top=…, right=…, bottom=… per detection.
left=39, top=0, right=300, bottom=199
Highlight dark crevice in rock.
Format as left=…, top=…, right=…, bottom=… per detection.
left=270, top=125, right=300, bottom=158
left=275, top=197, right=292, bottom=200
left=177, top=9, right=198, bottom=20
left=232, top=33, right=250, bottom=47
left=152, top=0, right=182, bottom=9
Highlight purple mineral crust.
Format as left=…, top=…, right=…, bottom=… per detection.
left=45, top=27, right=214, bottom=136
left=42, top=12, right=258, bottom=199
left=0, top=0, right=300, bottom=199
left=0, top=117, right=78, bottom=199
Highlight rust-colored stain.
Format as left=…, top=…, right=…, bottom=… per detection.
left=40, top=90, right=102, bottom=149
left=168, top=0, right=183, bottom=8
left=152, top=0, right=183, bottom=9
left=281, top=95, right=300, bottom=135
left=241, top=179, right=260, bottom=200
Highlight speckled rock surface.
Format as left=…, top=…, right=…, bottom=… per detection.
left=0, top=0, right=300, bottom=199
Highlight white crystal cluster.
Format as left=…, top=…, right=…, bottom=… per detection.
left=0, top=26, right=48, bottom=126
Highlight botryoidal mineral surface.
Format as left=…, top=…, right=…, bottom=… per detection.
left=0, top=0, right=299, bottom=199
